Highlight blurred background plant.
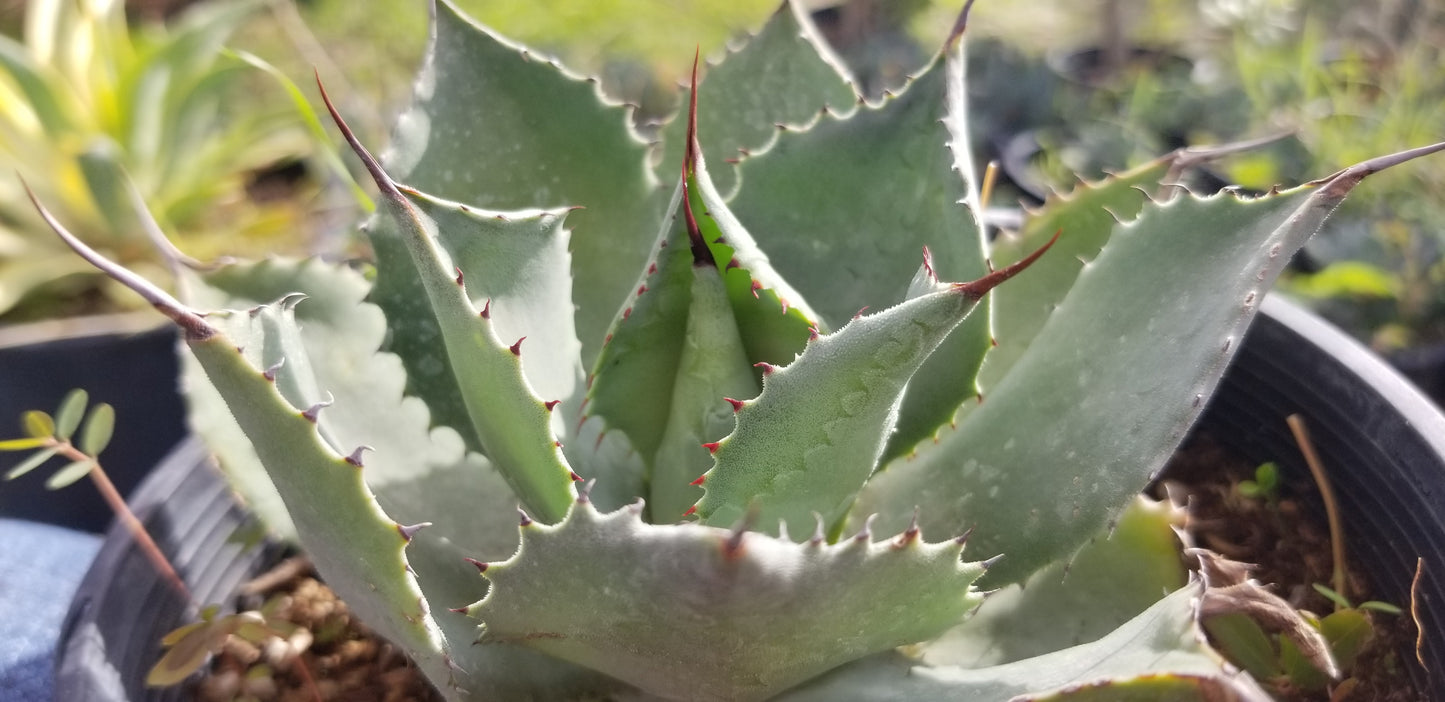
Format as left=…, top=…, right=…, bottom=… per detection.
left=821, top=0, right=1445, bottom=394
left=0, top=0, right=355, bottom=323
left=1214, top=0, right=1445, bottom=358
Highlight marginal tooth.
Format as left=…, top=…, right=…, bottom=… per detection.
left=397, top=522, right=432, bottom=542
left=722, top=526, right=746, bottom=561
left=809, top=512, right=826, bottom=546
left=568, top=470, right=583, bottom=482
left=777, top=519, right=790, bottom=542
left=954, top=525, right=976, bottom=547
left=722, top=508, right=757, bottom=561
left=702, top=442, right=721, bottom=454
left=689, top=473, right=706, bottom=486
left=463, top=557, right=489, bottom=573
left=509, top=337, right=526, bottom=356
left=578, top=478, right=597, bottom=504
left=344, top=445, right=374, bottom=467
left=545, top=400, right=561, bottom=411
left=480, top=299, right=492, bottom=318
left=980, top=553, right=1006, bottom=570
left=302, top=393, right=335, bottom=423
left=626, top=498, right=646, bottom=516
left=454, top=267, right=464, bottom=286
left=682, top=505, right=697, bottom=518
left=263, top=357, right=285, bottom=382
left=753, top=362, right=777, bottom=375
left=723, top=397, right=746, bottom=412
left=852, top=514, right=878, bottom=544
left=893, top=508, right=921, bottom=548
left=518, top=508, right=534, bottom=527
left=279, top=293, right=307, bottom=311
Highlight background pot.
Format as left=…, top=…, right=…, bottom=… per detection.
left=54, top=297, right=1445, bottom=699
left=0, top=313, right=187, bottom=533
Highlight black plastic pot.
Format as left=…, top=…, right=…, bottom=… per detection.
left=0, top=314, right=188, bottom=533
left=1389, top=341, right=1445, bottom=410
left=54, top=437, right=279, bottom=701
left=53, top=298, right=1445, bottom=699
left=1195, top=296, right=1445, bottom=697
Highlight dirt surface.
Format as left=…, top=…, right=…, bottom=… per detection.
left=1158, top=432, right=1421, bottom=702
left=195, top=557, right=442, bottom=702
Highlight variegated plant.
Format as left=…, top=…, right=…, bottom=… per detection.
left=31, top=1, right=1444, bottom=699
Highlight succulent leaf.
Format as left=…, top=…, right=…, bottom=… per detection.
left=384, top=0, right=661, bottom=367
left=653, top=0, right=857, bottom=197
left=921, top=495, right=1187, bottom=667
left=775, top=586, right=1269, bottom=701
left=978, top=159, right=1171, bottom=394
left=859, top=143, right=1445, bottom=586
left=367, top=193, right=577, bottom=524
left=395, top=190, right=584, bottom=435
left=581, top=132, right=803, bottom=518
left=978, top=137, right=1305, bottom=397
left=328, top=86, right=578, bottom=524
left=688, top=143, right=824, bottom=368
left=695, top=282, right=986, bottom=534
left=729, top=37, right=991, bottom=461
left=649, top=260, right=759, bottom=522
left=182, top=257, right=619, bottom=698
left=1009, top=673, right=1256, bottom=701
left=188, top=326, right=454, bottom=693
left=469, top=497, right=985, bottom=701
left=581, top=181, right=696, bottom=483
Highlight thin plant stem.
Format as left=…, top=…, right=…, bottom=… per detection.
left=52, top=441, right=194, bottom=605
left=1412, top=557, right=1427, bottom=672
left=1285, top=414, right=1347, bottom=609
left=979, top=160, right=999, bottom=211
left=291, top=646, right=324, bottom=702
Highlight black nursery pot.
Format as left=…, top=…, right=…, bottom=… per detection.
left=1195, top=296, right=1445, bottom=697
left=54, top=437, right=281, bottom=702
left=0, top=314, right=188, bottom=533
left=54, top=298, right=1445, bottom=700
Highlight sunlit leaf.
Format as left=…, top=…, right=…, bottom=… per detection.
left=3, top=446, right=59, bottom=479
left=79, top=402, right=115, bottom=455
left=53, top=389, right=87, bottom=440
left=147, top=620, right=230, bottom=687
left=0, top=437, right=49, bottom=451
left=44, top=458, right=95, bottom=489
left=22, top=410, right=54, bottom=439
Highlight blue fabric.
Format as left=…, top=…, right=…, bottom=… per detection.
left=0, top=518, right=101, bottom=701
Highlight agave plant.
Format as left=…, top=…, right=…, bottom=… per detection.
left=29, top=0, right=1443, bottom=699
